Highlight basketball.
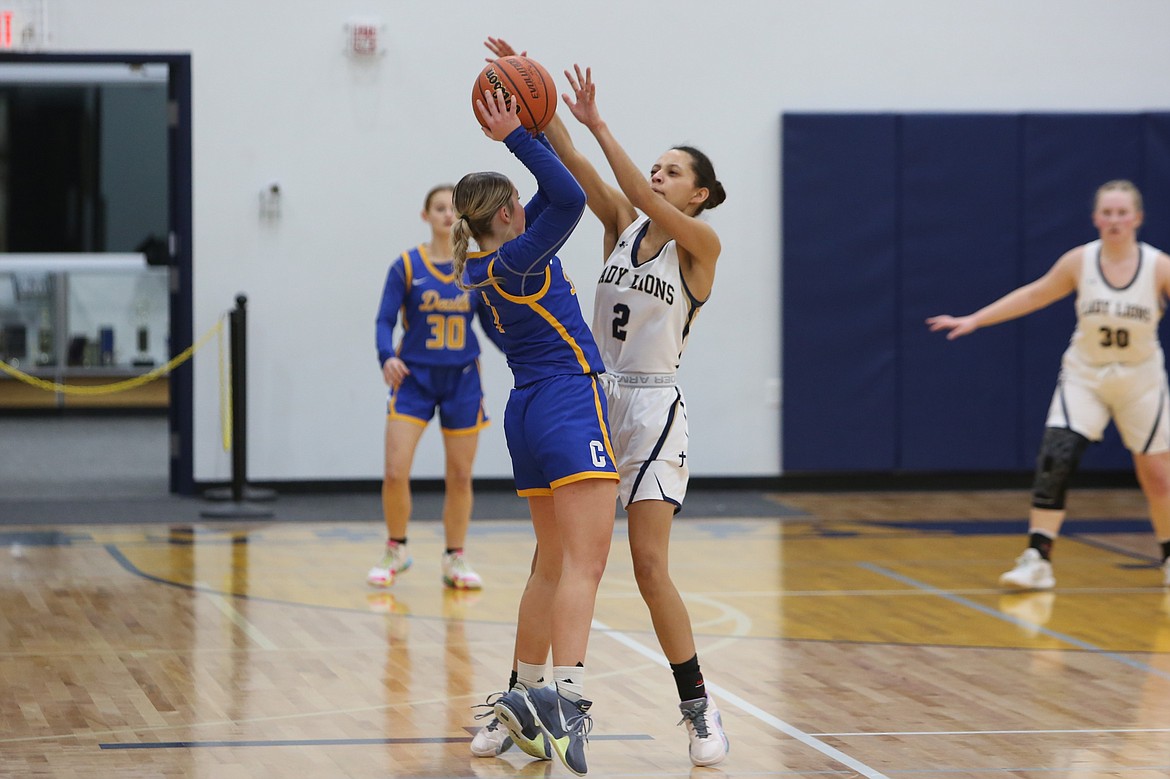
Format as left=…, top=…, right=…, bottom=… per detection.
left=473, top=55, right=557, bottom=134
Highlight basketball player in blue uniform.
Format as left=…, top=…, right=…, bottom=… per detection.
left=457, top=87, right=618, bottom=776
left=368, top=184, right=506, bottom=591
left=475, top=37, right=731, bottom=768
left=929, top=180, right=1170, bottom=591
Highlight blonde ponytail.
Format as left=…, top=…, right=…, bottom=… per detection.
left=452, top=171, right=516, bottom=290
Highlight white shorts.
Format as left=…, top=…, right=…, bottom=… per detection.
left=1045, top=348, right=1170, bottom=454
left=601, top=373, right=690, bottom=509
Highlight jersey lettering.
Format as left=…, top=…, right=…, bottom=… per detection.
left=418, top=289, right=472, bottom=313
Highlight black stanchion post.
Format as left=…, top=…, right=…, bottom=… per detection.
left=229, top=294, right=247, bottom=503
left=202, top=294, right=276, bottom=517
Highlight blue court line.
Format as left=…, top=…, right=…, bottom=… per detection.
left=858, top=562, right=1170, bottom=682
left=100, top=734, right=652, bottom=749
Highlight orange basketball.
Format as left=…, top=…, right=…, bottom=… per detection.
left=473, top=55, right=557, bottom=134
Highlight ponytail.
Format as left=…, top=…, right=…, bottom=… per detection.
left=452, top=171, right=515, bottom=290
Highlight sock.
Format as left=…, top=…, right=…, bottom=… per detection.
left=390, top=537, right=407, bottom=547
left=1028, top=531, right=1054, bottom=561
left=554, top=663, right=585, bottom=702
left=670, top=654, right=707, bottom=703
left=445, top=547, right=463, bottom=556
left=1160, top=539, right=1170, bottom=563
left=516, top=660, right=546, bottom=689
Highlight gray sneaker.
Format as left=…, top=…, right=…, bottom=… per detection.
left=526, top=685, right=593, bottom=776
left=492, top=687, right=552, bottom=761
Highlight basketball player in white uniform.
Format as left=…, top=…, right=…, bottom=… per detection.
left=593, top=214, right=701, bottom=508
left=928, top=180, right=1170, bottom=591
left=469, top=32, right=731, bottom=770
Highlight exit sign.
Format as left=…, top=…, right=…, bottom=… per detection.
left=0, top=1, right=47, bottom=50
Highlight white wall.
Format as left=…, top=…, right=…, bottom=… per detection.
left=40, top=0, right=1170, bottom=483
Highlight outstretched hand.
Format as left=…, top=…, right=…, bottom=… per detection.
left=925, top=314, right=978, bottom=340
left=484, top=36, right=524, bottom=61
left=563, top=64, right=602, bottom=129
left=475, top=87, right=522, bottom=141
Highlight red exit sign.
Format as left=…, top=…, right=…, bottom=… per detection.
left=1, top=10, right=13, bottom=49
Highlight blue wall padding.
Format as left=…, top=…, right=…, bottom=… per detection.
left=897, top=114, right=1025, bottom=469
left=782, top=111, right=1170, bottom=474
left=781, top=114, right=899, bottom=470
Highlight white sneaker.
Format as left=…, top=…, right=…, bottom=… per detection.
left=999, top=548, right=1055, bottom=591
left=470, top=694, right=514, bottom=757
left=678, top=695, right=729, bottom=767
left=442, top=550, right=483, bottom=590
left=366, top=540, right=412, bottom=587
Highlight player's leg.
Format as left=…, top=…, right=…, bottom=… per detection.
left=1002, top=365, right=1104, bottom=590
left=1133, top=451, right=1170, bottom=586
left=472, top=545, right=553, bottom=760
left=1001, top=426, right=1088, bottom=591
left=368, top=417, right=426, bottom=587
left=438, top=429, right=482, bottom=588
left=437, top=364, right=490, bottom=588
left=1113, top=359, right=1170, bottom=586
left=627, top=499, right=729, bottom=765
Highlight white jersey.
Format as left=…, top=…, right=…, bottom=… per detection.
left=592, top=216, right=704, bottom=376
left=1067, top=239, right=1164, bottom=365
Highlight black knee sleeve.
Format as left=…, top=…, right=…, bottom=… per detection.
left=1031, top=427, right=1089, bottom=510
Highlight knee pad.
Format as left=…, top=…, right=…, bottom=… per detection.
left=1031, top=427, right=1089, bottom=510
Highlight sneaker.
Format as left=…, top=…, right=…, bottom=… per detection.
left=523, top=685, right=593, bottom=776
left=470, top=693, right=514, bottom=757
left=442, top=550, right=484, bottom=590
left=366, top=540, right=412, bottom=587
left=492, top=687, right=553, bottom=761
left=678, top=695, right=729, bottom=766
left=999, top=548, right=1055, bottom=591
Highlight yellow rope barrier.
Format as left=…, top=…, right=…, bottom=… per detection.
left=218, top=315, right=231, bottom=451
left=0, top=316, right=225, bottom=395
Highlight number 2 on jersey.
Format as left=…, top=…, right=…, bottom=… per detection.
left=611, top=303, right=630, bottom=341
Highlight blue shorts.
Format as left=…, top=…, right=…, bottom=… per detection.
left=504, top=373, right=620, bottom=497
left=387, top=362, right=489, bottom=434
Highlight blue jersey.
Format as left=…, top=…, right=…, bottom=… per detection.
left=463, top=128, right=605, bottom=388
left=375, top=244, right=505, bottom=368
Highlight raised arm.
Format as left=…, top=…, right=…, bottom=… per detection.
left=926, top=248, right=1082, bottom=339
left=496, top=127, right=585, bottom=282
left=483, top=36, right=635, bottom=254
left=563, top=65, right=721, bottom=277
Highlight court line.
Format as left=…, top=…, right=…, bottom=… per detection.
left=100, top=733, right=652, bottom=749
left=815, top=727, right=1170, bottom=736
left=592, top=618, right=892, bottom=779
left=196, top=585, right=278, bottom=650
left=859, top=563, right=1170, bottom=682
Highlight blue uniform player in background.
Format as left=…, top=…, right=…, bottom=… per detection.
left=367, top=184, right=506, bottom=592
left=457, top=88, right=618, bottom=776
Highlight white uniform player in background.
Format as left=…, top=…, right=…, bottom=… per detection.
left=469, top=36, right=731, bottom=769
left=928, top=180, right=1170, bottom=591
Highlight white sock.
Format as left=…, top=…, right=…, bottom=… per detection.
left=517, top=660, right=547, bottom=689
left=554, top=665, right=585, bottom=702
